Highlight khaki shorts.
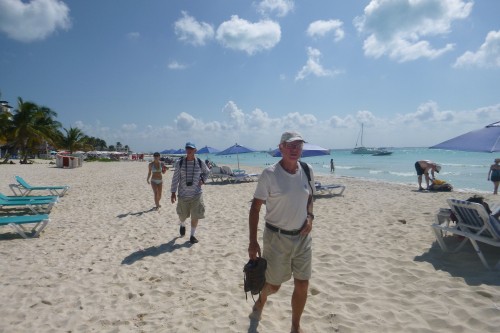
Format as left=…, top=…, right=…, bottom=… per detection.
left=262, top=227, right=312, bottom=285
left=176, top=194, right=205, bottom=220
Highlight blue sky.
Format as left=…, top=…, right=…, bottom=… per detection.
left=1, top=0, right=499, bottom=152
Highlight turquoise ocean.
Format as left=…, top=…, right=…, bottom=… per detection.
left=204, top=147, right=498, bottom=193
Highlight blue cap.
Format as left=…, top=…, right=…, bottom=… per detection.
left=185, top=142, right=196, bottom=149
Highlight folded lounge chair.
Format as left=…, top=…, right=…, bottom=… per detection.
left=431, top=198, right=500, bottom=269
left=0, top=197, right=57, bottom=214
left=10, top=176, right=69, bottom=197
left=0, top=214, right=50, bottom=239
left=314, top=182, right=345, bottom=196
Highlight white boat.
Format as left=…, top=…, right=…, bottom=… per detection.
left=351, top=124, right=392, bottom=155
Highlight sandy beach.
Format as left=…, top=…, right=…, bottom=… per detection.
left=1, top=160, right=500, bottom=333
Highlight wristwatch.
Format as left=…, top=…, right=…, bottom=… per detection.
left=307, top=213, right=315, bottom=220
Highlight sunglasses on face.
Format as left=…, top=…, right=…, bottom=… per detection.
left=283, top=142, right=303, bottom=149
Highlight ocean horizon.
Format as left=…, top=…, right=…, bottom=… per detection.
left=203, top=147, right=498, bottom=194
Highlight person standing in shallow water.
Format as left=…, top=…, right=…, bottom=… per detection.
left=248, top=131, right=314, bottom=333
left=487, top=158, right=500, bottom=194
left=147, top=152, right=167, bottom=210
left=330, top=158, right=335, bottom=173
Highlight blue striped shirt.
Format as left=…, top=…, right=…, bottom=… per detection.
left=170, top=157, right=210, bottom=198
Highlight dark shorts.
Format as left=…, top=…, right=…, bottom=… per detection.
left=491, top=170, right=500, bottom=182
left=415, top=162, right=425, bottom=176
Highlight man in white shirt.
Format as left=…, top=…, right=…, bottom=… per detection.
left=248, top=131, right=314, bottom=333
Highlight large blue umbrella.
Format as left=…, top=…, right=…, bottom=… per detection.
left=430, top=121, right=500, bottom=153
left=160, top=149, right=176, bottom=154
left=197, top=146, right=221, bottom=154
left=216, top=143, right=256, bottom=170
left=173, top=148, right=186, bottom=154
left=268, top=143, right=330, bottom=157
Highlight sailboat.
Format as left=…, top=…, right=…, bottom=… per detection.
left=351, top=124, right=392, bottom=155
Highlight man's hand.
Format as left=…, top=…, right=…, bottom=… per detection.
left=300, top=217, right=313, bottom=236
left=170, top=193, right=177, bottom=204
left=248, top=241, right=261, bottom=260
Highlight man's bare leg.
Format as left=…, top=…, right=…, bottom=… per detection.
left=250, top=283, right=280, bottom=320
left=291, top=278, right=308, bottom=333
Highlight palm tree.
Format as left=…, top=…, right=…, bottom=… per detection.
left=58, top=127, right=89, bottom=153
left=84, top=136, right=107, bottom=151
left=9, top=98, right=62, bottom=163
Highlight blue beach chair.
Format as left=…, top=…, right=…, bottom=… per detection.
left=0, top=214, right=50, bottom=239
left=0, top=196, right=57, bottom=214
left=10, top=176, right=70, bottom=197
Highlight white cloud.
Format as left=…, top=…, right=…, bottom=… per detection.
left=122, top=123, right=137, bottom=132
left=216, top=15, right=281, bottom=55
left=126, top=32, right=140, bottom=40
left=454, top=30, right=500, bottom=68
left=295, top=47, right=341, bottom=81
left=0, top=0, right=71, bottom=42
left=168, top=61, right=188, bottom=70
left=307, top=19, right=344, bottom=42
left=222, top=101, right=246, bottom=129
left=72, top=100, right=500, bottom=151
left=174, top=112, right=199, bottom=131
left=354, top=0, right=473, bottom=62
left=174, top=11, right=214, bottom=46
left=397, top=101, right=454, bottom=124
left=255, top=0, right=294, bottom=17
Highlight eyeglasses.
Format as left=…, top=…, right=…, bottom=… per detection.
left=283, top=142, right=303, bottom=149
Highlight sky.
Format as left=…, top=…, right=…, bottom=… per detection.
left=0, top=0, right=499, bottom=153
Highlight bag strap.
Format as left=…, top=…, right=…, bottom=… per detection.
left=299, top=161, right=314, bottom=193
left=179, top=157, right=202, bottom=168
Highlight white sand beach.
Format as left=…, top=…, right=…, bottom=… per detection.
left=1, top=160, right=500, bottom=332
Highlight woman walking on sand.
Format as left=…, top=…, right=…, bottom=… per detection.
left=147, top=152, right=167, bottom=209
left=487, top=158, right=500, bottom=194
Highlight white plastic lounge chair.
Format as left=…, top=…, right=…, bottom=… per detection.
left=314, top=182, right=345, bottom=196
left=9, top=176, right=69, bottom=197
left=0, top=197, right=57, bottom=214
left=0, top=214, right=50, bottom=239
left=431, top=199, right=500, bottom=269
left=209, top=166, right=233, bottom=183
left=0, top=192, right=59, bottom=202
left=229, top=172, right=260, bottom=183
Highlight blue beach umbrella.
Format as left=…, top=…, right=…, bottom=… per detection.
left=216, top=143, right=256, bottom=170
left=268, top=143, right=330, bottom=158
left=173, top=148, right=186, bottom=154
left=197, top=146, right=221, bottom=154
left=160, top=149, right=176, bottom=154
left=430, top=121, right=500, bottom=153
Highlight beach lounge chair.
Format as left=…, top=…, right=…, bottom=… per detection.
left=9, top=176, right=70, bottom=197
left=0, top=214, right=50, bottom=239
left=0, top=196, right=57, bottom=214
left=209, top=166, right=233, bottom=183
left=0, top=192, right=59, bottom=202
left=314, top=182, right=345, bottom=196
left=431, top=199, right=500, bottom=269
left=229, top=172, right=260, bottom=183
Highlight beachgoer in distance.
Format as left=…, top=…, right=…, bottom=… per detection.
left=147, top=152, right=167, bottom=210
left=414, top=160, right=441, bottom=191
left=248, top=131, right=314, bottom=333
left=330, top=158, right=335, bottom=173
left=170, top=142, right=210, bottom=244
left=487, top=158, right=500, bottom=195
